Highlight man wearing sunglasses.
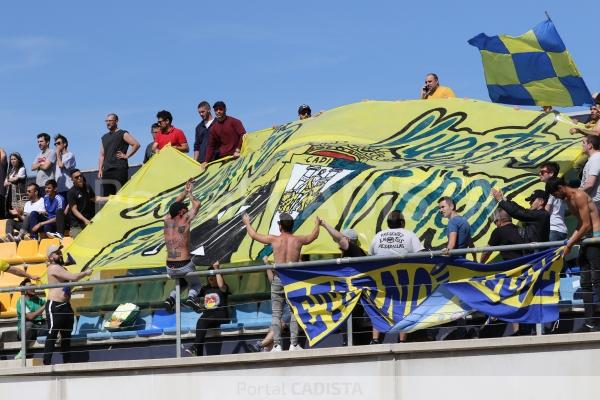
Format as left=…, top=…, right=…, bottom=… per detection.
left=491, top=188, right=550, bottom=244
left=66, top=169, right=107, bottom=238
left=53, top=134, right=76, bottom=201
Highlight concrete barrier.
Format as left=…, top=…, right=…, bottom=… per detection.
left=2, top=333, right=600, bottom=399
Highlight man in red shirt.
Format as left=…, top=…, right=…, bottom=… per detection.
left=152, top=110, right=189, bottom=154
left=203, top=101, right=246, bottom=167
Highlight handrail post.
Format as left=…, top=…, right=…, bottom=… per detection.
left=347, top=312, right=353, bottom=347
left=175, top=279, right=181, bottom=358
left=19, top=288, right=27, bottom=367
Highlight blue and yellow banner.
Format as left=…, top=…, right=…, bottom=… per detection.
left=61, top=99, right=581, bottom=272
left=278, top=248, right=562, bottom=346
left=468, top=18, right=593, bottom=107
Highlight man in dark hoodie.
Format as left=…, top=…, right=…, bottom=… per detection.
left=491, top=188, right=550, bottom=244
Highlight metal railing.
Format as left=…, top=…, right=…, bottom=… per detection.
left=0, top=237, right=592, bottom=367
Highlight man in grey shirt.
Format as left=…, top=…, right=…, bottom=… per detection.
left=31, top=133, right=56, bottom=193
left=539, top=162, right=568, bottom=241
left=580, top=135, right=600, bottom=211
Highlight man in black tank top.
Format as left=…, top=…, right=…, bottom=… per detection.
left=97, top=113, right=140, bottom=196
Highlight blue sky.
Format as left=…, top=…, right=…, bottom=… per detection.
left=1, top=1, right=597, bottom=170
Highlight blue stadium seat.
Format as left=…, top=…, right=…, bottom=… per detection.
left=220, top=304, right=259, bottom=330
left=163, top=307, right=201, bottom=335
left=559, top=276, right=583, bottom=306
left=137, top=310, right=175, bottom=337
left=72, top=313, right=103, bottom=340
left=246, top=300, right=272, bottom=329
left=219, top=306, right=239, bottom=331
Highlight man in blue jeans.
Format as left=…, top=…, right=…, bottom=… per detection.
left=28, top=179, right=65, bottom=239
left=163, top=179, right=203, bottom=313
left=243, top=212, right=321, bottom=351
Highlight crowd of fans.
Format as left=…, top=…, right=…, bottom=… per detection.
left=3, top=76, right=600, bottom=363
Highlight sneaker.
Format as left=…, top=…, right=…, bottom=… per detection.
left=247, top=340, right=263, bottom=353
left=164, top=297, right=175, bottom=313
left=270, top=344, right=282, bottom=352
left=369, top=338, right=381, bottom=345
left=184, top=296, right=203, bottom=313
left=5, top=233, right=16, bottom=242
left=14, top=349, right=24, bottom=360
left=184, top=345, right=198, bottom=357
left=289, top=344, right=303, bottom=351
left=46, top=232, right=63, bottom=240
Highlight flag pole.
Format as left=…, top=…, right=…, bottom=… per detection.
left=545, top=11, right=552, bottom=21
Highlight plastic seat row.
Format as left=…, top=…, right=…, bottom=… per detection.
left=0, top=238, right=72, bottom=265
left=35, top=301, right=273, bottom=343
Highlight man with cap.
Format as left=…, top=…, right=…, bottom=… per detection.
left=203, top=101, right=246, bottom=166
left=492, top=188, right=550, bottom=243
left=320, top=219, right=366, bottom=257
left=298, top=104, right=312, bottom=120
left=15, top=277, right=46, bottom=359
left=242, top=212, right=321, bottom=351
left=369, top=210, right=424, bottom=344
left=546, top=177, right=600, bottom=331
left=163, top=178, right=203, bottom=313
left=43, top=244, right=92, bottom=365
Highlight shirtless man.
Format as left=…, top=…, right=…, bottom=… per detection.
left=242, top=212, right=321, bottom=351
left=43, top=245, right=92, bottom=365
left=546, top=177, right=600, bottom=332
left=163, top=179, right=203, bottom=313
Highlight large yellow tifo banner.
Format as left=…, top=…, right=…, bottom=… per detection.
left=67, top=99, right=582, bottom=271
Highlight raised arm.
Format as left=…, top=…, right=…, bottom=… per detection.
left=242, top=213, right=274, bottom=245
left=212, top=261, right=226, bottom=291
left=6, top=265, right=39, bottom=281
left=319, top=219, right=349, bottom=250
left=299, top=216, right=322, bottom=245
left=49, top=265, right=92, bottom=282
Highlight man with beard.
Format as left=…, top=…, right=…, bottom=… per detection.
left=43, top=245, right=92, bottom=365
left=98, top=113, right=140, bottom=196
left=203, top=101, right=246, bottom=165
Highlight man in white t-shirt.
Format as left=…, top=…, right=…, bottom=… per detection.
left=369, top=210, right=424, bottom=256
left=368, top=210, right=424, bottom=345
left=9, top=183, right=46, bottom=241
left=580, top=135, right=600, bottom=211
left=539, top=162, right=568, bottom=241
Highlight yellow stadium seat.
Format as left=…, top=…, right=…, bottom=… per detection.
left=0, top=292, right=10, bottom=313
left=62, top=236, right=74, bottom=249
left=0, top=292, right=19, bottom=318
left=0, top=220, right=7, bottom=239
left=37, top=238, right=60, bottom=259
left=17, top=240, right=45, bottom=263
left=0, top=241, right=22, bottom=264
left=26, top=264, right=47, bottom=280
left=0, top=270, right=25, bottom=288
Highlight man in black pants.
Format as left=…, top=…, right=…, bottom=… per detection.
left=97, top=113, right=140, bottom=196
left=189, top=262, right=229, bottom=356
left=547, top=177, right=600, bottom=332
left=43, top=245, right=92, bottom=365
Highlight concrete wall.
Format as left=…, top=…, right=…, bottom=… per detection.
left=2, top=333, right=600, bottom=400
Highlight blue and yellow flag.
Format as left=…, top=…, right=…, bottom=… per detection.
left=278, top=248, right=562, bottom=346
left=468, top=18, right=593, bottom=107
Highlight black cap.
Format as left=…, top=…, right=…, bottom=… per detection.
left=298, top=104, right=311, bottom=115
left=213, top=101, right=226, bottom=110
left=169, top=201, right=188, bottom=218
left=525, top=189, right=548, bottom=203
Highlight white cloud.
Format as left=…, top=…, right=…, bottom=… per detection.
left=0, top=36, right=66, bottom=72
